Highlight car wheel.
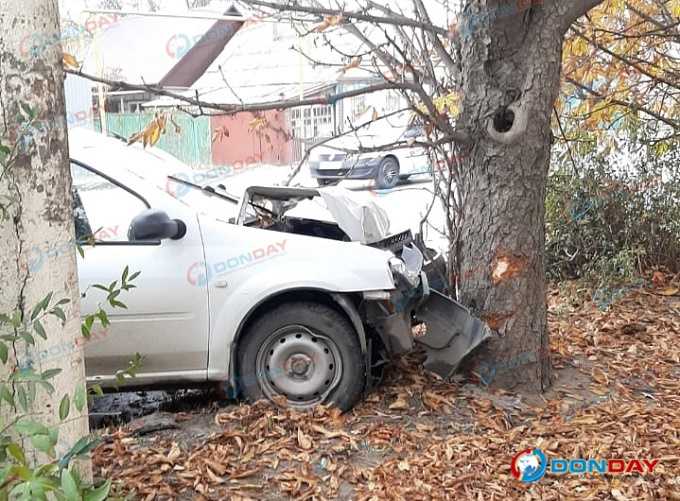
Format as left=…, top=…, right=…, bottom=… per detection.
left=237, top=302, right=365, bottom=411
left=375, top=157, right=400, bottom=189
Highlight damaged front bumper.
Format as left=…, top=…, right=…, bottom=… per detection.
left=363, top=245, right=492, bottom=379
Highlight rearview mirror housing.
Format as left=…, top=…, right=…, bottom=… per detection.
left=128, top=209, right=186, bottom=241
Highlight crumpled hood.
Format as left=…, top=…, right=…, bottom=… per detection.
left=318, top=187, right=391, bottom=244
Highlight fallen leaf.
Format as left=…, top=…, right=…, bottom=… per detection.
left=297, top=427, right=313, bottom=450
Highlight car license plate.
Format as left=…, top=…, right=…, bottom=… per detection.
left=318, top=161, right=340, bottom=171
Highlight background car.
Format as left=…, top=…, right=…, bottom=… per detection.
left=308, top=114, right=431, bottom=189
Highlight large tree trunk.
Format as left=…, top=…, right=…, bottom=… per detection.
left=456, top=0, right=600, bottom=392
left=0, top=0, right=89, bottom=466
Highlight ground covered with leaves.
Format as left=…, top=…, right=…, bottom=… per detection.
left=92, top=277, right=679, bottom=500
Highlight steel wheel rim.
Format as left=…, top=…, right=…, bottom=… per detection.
left=382, top=160, right=398, bottom=185
left=255, top=325, right=342, bottom=408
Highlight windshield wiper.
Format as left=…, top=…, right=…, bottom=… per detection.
left=168, top=175, right=240, bottom=203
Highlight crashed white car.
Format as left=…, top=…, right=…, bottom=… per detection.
left=67, top=129, right=489, bottom=410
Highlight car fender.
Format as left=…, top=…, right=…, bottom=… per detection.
left=198, top=218, right=396, bottom=381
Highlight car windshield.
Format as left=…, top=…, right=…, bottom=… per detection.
left=403, top=126, right=423, bottom=139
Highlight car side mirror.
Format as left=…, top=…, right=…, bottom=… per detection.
left=128, top=209, right=187, bottom=241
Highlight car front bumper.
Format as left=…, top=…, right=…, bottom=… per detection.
left=363, top=246, right=492, bottom=379
left=310, top=165, right=379, bottom=180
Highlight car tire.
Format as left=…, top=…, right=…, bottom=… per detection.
left=375, top=157, right=400, bottom=189
left=237, top=302, right=365, bottom=411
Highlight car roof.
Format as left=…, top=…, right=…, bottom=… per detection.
left=68, top=127, right=190, bottom=184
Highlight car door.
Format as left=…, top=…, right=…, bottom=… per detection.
left=70, top=161, right=210, bottom=385
left=400, top=126, right=430, bottom=176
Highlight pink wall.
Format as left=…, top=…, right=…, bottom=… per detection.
left=210, top=110, right=293, bottom=166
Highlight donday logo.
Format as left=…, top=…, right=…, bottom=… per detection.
left=511, top=448, right=660, bottom=484
left=511, top=448, right=548, bottom=483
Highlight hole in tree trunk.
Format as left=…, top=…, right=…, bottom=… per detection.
left=493, top=108, right=515, bottom=133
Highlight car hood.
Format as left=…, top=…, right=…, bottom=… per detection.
left=236, top=185, right=392, bottom=244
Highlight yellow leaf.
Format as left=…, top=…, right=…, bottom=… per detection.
left=671, top=0, right=680, bottom=19
left=149, top=124, right=162, bottom=147
left=63, top=53, right=79, bottom=69
left=342, top=56, right=362, bottom=73
left=658, top=287, right=679, bottom=296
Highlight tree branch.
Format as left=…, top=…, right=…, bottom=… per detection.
left=65, top=69, right=419, bottom=115
left=566, top=77, right=678, bottom=129
left=552, top=0, right=605, bottom=32
left=240, top=0, right=448, bottom=36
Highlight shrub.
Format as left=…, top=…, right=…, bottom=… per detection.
left=545, top=139, right=680, bottom=284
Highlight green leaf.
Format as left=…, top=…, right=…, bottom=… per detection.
left=14, top=419, right=49, bottom=437
left=59, top=394, right=70, bottom=421
left=76, top=244, right=85, bottom=258
left=81, top=324, right=90, bottom=338
left=6, top=443, right=26, bottom=465
left=59, top=436, right=101, bottom=469
left=122, top=265, right=129, bottom=284
left=30, top=434, right=56, bottom=457
left=96, top=310, right=109, bottom=327
left=19, top=331, right=34, bottom=346
left=16, top=386, right=28, bottom=412
left=74, top=385, right=86, bottom=412
left=38, top=380, right=55, bottom=395
left=129, top=271, right=141, bottom=281
left=91, top=284, right=109, bottom=292
left=0, top=342, right=7, bottom=364
left=55, top=298, right=70, bottom=306
left=84, top=479, right=111, bottom=501
left=60, top=469, right=81, bottom=501
left=0, top=384, right=14, bottom=406
left=20, top=103, right=36, bottom=120
left=89, top=384, right=103, bottom=398
left=50, top=307, right=66, bottom=324
left=41, top=368, right=61, bottom=380
left=33, top=319, right=47, bottom=340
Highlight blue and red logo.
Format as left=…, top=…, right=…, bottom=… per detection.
left=511, top=448, right=548, bottom=483
left=511, top=448, right=659, bottom=484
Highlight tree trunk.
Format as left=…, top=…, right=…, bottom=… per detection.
left=455, top=0, right=598, bottom=392
left=0, top=0, right=89, bottom=467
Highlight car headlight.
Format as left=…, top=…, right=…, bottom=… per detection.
left=389, top=256, right=420, bottom=287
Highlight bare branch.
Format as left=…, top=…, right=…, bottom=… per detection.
left=66, top=68, right=420, bottom=115
left=240, top=0, right=448, bottom=35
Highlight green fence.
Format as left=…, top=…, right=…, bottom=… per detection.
left=99, top=112, right=212, bottom=166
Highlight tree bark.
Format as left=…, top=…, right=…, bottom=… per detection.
left=456, top=0, right=599, bottom=392
left=0, top=0, right=89, bottom=466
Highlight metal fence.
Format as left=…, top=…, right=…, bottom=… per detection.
left=99, top=112, right=212, bottom=167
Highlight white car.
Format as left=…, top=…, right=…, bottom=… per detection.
left=309, top=115, right=431, bottom=189
left=65, top=129, right=489, bottom=410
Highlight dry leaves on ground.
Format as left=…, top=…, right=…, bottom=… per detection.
left=93, top=277, right=680, bottom=499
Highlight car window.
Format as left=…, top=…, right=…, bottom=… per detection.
left=403, top=126, right=424, bottom=139
left=70, top=162, right=148, bottom=242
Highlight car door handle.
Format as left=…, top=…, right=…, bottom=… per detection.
left=214, top=279, right=228, bottom=288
